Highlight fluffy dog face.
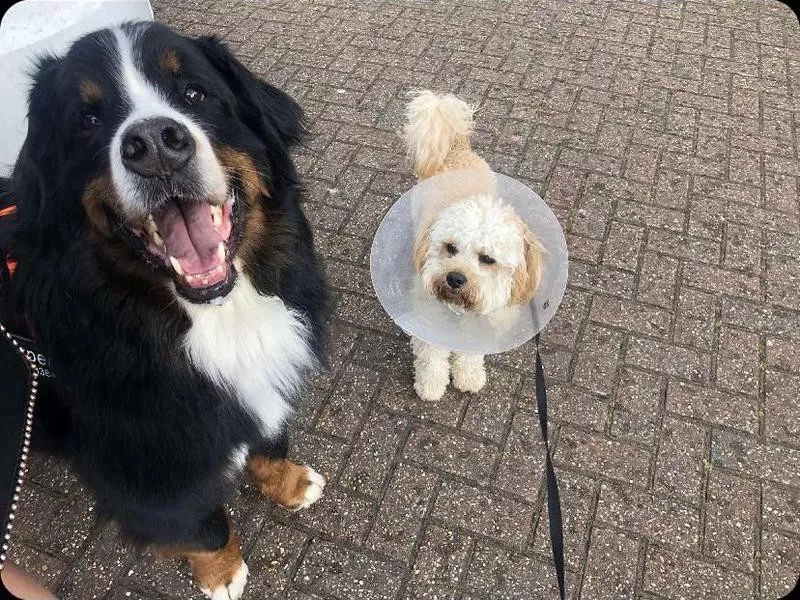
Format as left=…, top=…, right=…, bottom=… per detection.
left=414, top=195, right=542, bottom=315
left=15, top=22, right=305, bottom=303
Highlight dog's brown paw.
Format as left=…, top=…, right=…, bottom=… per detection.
left=200, top=561, right=248, bottom=600
left=247, top=456, right=326, bottom=510
left=185, top=533, right=247, bottom=600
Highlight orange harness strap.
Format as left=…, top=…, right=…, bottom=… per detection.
left=1, top=204, right=18, bottom=277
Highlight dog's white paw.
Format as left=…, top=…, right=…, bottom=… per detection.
left=202, top=561, right=248, bottom=600
left=414, top=377, right=447, bottom=401
left=295, top=466, right=326, bottom=510
left=452, top=364, right=486, bottom=393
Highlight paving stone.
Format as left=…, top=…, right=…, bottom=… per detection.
left=597, top=481, right=700, bottom=549
left=572, top=325, right=624, bottom=396
left=433, top=480, right=532, bottom=548
left=531, top=471, right=596, bottom=570
left=242, top=521, right=307, bottom=596
left=643, top=547, right=752, bottom=599
left=684, top=263, right=762, bottom=302
left=667, top=380, right=758, bottom=434
left=466, top=543, right=573, bottom=600
left=626, top=337, right=711, bottom=383
left=637, top=252, right=679, bottom=308
left=316, top=363, right=382, bottom=440
left=762, top=482, right=800, bottom=536
left=602, top=222, right=645, bottom=271
left=580, top=528, right=639, bottom=600
left=711, top=430, right=800, bottom=487
left=704, top=471, right=758, bottom=570
left=295, top=540, right=405, bottom=600
left=289, top=486, right=373, bottom=544
left=724, top=223, right=763, bottom=274
left=404, top=426, right=497, bottom=484
left=611, top=368, right=665, bottom=444
left=765, top=370, right=800, bottom=445
left=57, top=525, right=136, bottom=600
left=648, top=229, right=721, bottom=264
left=367, top=463, right=438, bottom=561
left=589, top=296, right=671, bottom=338
left=556, top=427, right=651, bottom=486
left=653, top=417, right=707, bottom=505
left=761, top=531, right=800, bottom=600
left=340, top=410, right=407, bottom=498
left=405, top=525, right=472, bottom=600
left=6, top=542, right=68, bottom=590
left=494, top=405, right=547, bottom=500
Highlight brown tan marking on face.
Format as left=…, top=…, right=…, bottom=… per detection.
left=79, top=79, right=102, bottom=103
left=215, top=145, right=273, bottom=269
left=215, top=145, right=270, bottom=203
left=159, top=49, right=182, bottom=74
left=247, top=456, right=317, bottom=510
left=82, top=176, right=115, bottom=235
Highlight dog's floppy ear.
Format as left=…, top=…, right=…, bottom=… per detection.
left=195, top=36, right=307, bottom=147
left=413, top=220, right=433, bottom=272
left=510, top=221, right=543, bottom=306
left=9, top=55, right=65, bottom=245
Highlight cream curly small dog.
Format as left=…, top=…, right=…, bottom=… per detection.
left=404, top=90, right=543, bottom=401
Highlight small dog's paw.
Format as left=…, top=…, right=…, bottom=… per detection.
left=414, top=377, right=447, bottom=401
left=201, top=561, right=248, bottom=600
left=452, top=365, right=486, bottom=393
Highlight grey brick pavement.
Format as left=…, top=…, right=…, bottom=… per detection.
left=8, top=1, right=800, bottom=598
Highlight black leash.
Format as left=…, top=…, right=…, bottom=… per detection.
left=534, top=333, right=566, bottom=599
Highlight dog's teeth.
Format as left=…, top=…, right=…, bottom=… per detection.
left=152, top=231, right=164, bottom=247
left=169, top=256, right=184, bottom=275
left=210, top=205, right=222, bottom=227
left=217, top=241, right=226, bottom=263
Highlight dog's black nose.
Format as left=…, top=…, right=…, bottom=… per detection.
left=446, top=271, right=467, bottom=289
left=121, top=117, right=195, bottom=179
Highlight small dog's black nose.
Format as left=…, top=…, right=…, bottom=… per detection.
left=446, top=271, right=467, bottom=289
left=121, top=117, right=195, bottom=179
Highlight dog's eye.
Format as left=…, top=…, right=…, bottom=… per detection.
left=184, top=85, right=206, bottom=106
left=81, top=113, right=101, bottom=130
left=479, top=254, right=496, bottom=265
left=445, top=242, right=458, bottom=255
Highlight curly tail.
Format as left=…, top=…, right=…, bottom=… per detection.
left=403, top=90, right=475, bottom=179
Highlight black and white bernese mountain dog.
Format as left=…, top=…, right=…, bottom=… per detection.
left=1, top=21, right=328, bottom=599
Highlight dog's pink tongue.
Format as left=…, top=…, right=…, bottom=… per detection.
left=154, top=200, right=223, bottom=275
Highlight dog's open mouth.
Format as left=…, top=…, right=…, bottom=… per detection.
left=132, top=195, right=238, bottom=303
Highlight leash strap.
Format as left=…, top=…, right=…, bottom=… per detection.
left=534, top=333, right=566, bottom=599
left=0, top=322, right=39, bottom=600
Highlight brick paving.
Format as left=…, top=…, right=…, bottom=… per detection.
left=7, top=0, right=800, bottom=598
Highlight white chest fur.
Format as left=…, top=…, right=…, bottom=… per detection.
left=179, top=275, right=315, bottom=437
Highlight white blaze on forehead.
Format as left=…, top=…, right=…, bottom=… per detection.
left=109, top=25, right=226, bottom=217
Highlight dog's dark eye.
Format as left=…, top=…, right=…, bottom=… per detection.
left=184, top=85, right=206, bottom=106
left=445, top=242, right=458, bottom=255
left=479, top=254, right=496, bottom=265
left=81, top=113, right=101, bottom=130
